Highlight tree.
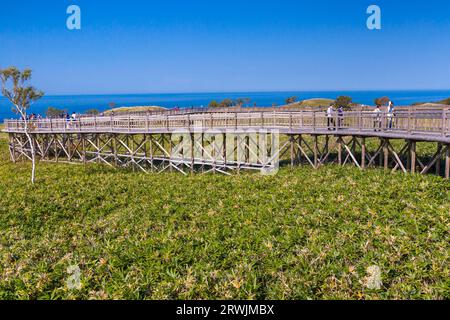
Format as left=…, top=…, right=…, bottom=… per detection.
left=235, top=98, right=244, bottom=108
left=0, top=67, right=44, bottom=184
left=208, top=100, right=219, bottom=108
left=235, top=97, right=251, bottom=107
left=85, top=108, right=100, bottom=115
left=374, top=96, right=390, bottom=106
left=285, top=96, right=298, bottom=104
left=334, top=96, right=353, bottom=110
left=218, top=99, right=233, bottom=108
left=45, top=106, right=66, bottom=118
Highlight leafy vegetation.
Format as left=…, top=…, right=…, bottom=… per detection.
left=45, top=107, right=67, bottom=118
left=374, top=97, right=390, bottom=106
left=285, top=96, right=298, bottom=104
left=334, top=96, right=353, bottom=110
left=0, top=132, right=448, bottom=300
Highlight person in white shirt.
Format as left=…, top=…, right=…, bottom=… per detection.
left=69, top=112, right=77, bottom=129
left=387, top=101, right=395, bottom=129
left=373, top=105, right=382, bottom=131
left=326, top=104, right=335, bottom=130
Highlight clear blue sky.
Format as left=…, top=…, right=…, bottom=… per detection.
left=1, top=0, right=449, bottom=94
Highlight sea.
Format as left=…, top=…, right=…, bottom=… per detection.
left=1, top=90, right=449, bottom=121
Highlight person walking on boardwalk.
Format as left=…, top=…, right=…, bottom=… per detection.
left=65, top=113, right=71, bottom=128
left=326, top=104, right=335, bottom=130
left=337, top=106, right=344, bottom=129
left=373, top=105, right=382, bottom=131
left=387, top=101, right=395, bottom=129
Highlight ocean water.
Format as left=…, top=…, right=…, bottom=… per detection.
left=1, top=90, right=449, bottom=121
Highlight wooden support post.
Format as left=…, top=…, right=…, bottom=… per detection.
left=67, top=135, right=72, bottom=162
left=222, top=132, right=226, bottom=172
left=337, top=137, right=342, bottom=165
left=383, top=139, right=389, bottom=171
left=245, top=135, right=250, bottom=165
left=169, top=134, right=173, bottom=172
left=81, top=135, right=86, bottom=163
left=112, top=134, right=117, bottom=166
left=54, top=134, right=59, bottom=162
left=436, top=143, right=442, bottom=175
left=149, top=134, right=154, bottom=172
left=361, top=137, right=366, bottom=169
left=298, top=135, right=302, bottom=164
left=290, top=135, right=294, bottom=167
left=313, top=135, right=318, bottom=169
left=10, top=134, right=16, bottom=163
left=410, top=140, right=416, bottom=174
left=131, top=135, right=135, bottom=172
left=445, top=145, right=450, bottom=179
left=191, top=132, right=195, bottom=174
left=200, top=133, right=205, bottom=173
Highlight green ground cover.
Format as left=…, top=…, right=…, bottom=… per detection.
left=0, top=132, right=448, bottom=299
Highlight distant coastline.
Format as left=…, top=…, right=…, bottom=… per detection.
left=1, top=89, right=450, bottom=120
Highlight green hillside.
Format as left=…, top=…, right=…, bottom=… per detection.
left=281, top=98, right=335, bottom=109
left=104, top=106, right=167, bottom=115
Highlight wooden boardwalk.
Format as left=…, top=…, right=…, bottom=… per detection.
left=3, top=110, right=450, bottom=177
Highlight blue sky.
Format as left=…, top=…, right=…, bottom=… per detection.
left=1, top=0, right=449, bottom=94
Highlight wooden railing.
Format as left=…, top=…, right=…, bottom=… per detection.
left=3, top=110, right=450, bottom=140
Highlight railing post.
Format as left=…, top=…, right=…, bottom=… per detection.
left=94, top=115, right=97, bottom=131
left=146, top=113, right=149, bottom=132
left=313, top=111, right=316, bottom=132
left=166, top=114, right=169, bottom=130
left=50, top=118, right=53, bottom=132
left=235, top=112, right=238, bottom=129
left=358, top=110, right=362, bottom=131
left=110, top=115, right=113, bottom=131
left=289, top=112, right=292, bottom=131
left=408, top=108, right=412, bottom=134
left=261, top=112, right=264, bottom=129
left=442, top=109, right=447, bottom=137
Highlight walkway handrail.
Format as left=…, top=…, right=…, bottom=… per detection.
left=3, top=110, right=450, bottom=140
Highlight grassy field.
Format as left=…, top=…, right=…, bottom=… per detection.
left=0, top=131, right=448, bottom=300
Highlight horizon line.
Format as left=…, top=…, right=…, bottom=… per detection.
left=10, top=88, right=450, bottom=97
